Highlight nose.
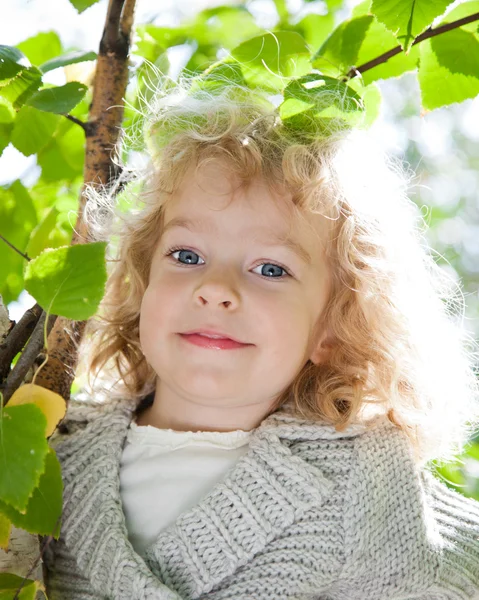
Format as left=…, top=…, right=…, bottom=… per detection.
left=194, top=271, right=240, bottom=310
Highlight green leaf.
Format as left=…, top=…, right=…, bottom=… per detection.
left=55, top=119, right=86, bottom=171
left=38, top=142, right=81, bottom=182
left=313, top=15, right=374, bottom=75
left=68, top=0, right=101, bottom=13
left=137, top=25, right=188, bottom=50
left=279, top=75, right=366, bottom=139
left=430, top=27, right=479, bottom=77
left=133, top=51, right=171, bottom=108
left=0, top=66, right=42, bottom=108
left=11, top=105, right=59, bottom=156
left=0, top=45, right=26, bottom=80
left=0, top=181, right=37, bottom=304
left=182, top=46, right=218, bottom=78
left=273, top=0, right=288, bottom=21
left=279, top=97, right=315, bottom=119
left=190, top=6, right=261, bottom=49
left=231, top=31, right=311, bottom=90
left=26, top=82, right=87, bottom=114
left=0, top=573, right=39, bottom=600
left=24, top=242, right=107, bottom=320
left=418, top=34, right=479, bottom=111
left=0, top=98, right=14, bottom=124
left=190, top=60, right=248, bottom=94
left=27, top=181, right=78, bottom=248
left=433, top=462, right=465, bottom=488
left=348, top=79, right=382, bottom=126
left=40, top=50, right=97, bottom=73
left=0, top=404, right=48, bottom=513
left=355, top=15, right=420, bottom=84
left=370, top=0, right=454, bottom=51
left=0, top=449, right=62, bottom=537
left=283, top=74, right=364, bottom=113
left=351, top=0, right=373, bottom=17
left=325, top=0, right=344, bottom=10
left=26, top=207, right=60, bottom=259
left=37, top=119, right=85, bottom=182
left=0, top=123, right=12, bottom=157
left=16, top=32, right=62, bottom=67
left=295, top=13, right=336, bottom=51
left=439, top=1, right=479, bottom=31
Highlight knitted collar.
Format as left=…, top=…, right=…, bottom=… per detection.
left=56, top=398, right=379, bottom=599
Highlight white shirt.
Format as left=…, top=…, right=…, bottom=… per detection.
left=119, top=420, right=253, bottom=558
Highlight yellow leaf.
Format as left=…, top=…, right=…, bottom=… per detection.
left=8, top=384, right=66, bottom=437
left=0, top=512, right=11, bottom=550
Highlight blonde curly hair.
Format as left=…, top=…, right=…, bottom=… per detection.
left=78, top=76, right=479, bottom=469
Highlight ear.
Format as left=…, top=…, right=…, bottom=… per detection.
left=309, top=328, right=334, bottom=366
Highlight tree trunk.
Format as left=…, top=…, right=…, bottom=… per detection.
left=34, top=0, right=136, bottom=400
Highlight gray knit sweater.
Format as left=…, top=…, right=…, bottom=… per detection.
left=41, top=396, right=479, bottom=600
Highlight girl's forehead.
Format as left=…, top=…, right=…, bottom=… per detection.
left=164, top=160, right=293, bottom=220
left=161, top=157, right=332, bottom=254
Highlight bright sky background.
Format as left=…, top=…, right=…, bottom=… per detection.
left=2, top=0, right=479, bottom=320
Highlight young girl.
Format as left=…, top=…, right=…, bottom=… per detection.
left=41, top=74, right=479, bottom=599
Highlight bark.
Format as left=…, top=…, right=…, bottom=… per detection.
left=2, top=312, right=57, bottom=404
left=34, top=0, right=136, bottom=400
left=0, top=296, right=12, bottom=347
left=0, top=302, right=42, bottom=385
left=0, top=527, right=43, bottom=596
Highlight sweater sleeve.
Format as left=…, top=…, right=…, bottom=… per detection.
left=331, top=419, right=479, bottom=599
left=419, top=468, right=479, bottom=599
left=41, top=533, right=108, bottom=600
left=41, top=405, right=109, bottom=600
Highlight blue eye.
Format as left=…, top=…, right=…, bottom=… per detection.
left=165, top=247, right=290, bottom=279
left=252, top=263, right=288, bottom=278
left=168, top=248, right=205, bottom=265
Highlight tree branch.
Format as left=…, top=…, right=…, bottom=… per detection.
left=0, top=296, right=12, bottom=344
left=346, top=11, right=479, bottom=79
left=0, top=233, right=30, bottom=262
left=1, top=311, right=57, bottom=404
left=120, top=0, right=136, bottom=40
left=0, top=302, right=43, bottom=384
left=65, top=114, right=88, bottom=131
left=102, top=0, right=127, bottom=53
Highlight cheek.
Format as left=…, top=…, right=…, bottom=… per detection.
left=258, top=294, right=312, bottom=353
left=139, top=285, right=168, bottom=344
left=139, top=275, right=187, bottom=343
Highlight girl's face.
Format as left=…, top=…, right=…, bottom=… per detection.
left=139, top=159, right=331, bottom=428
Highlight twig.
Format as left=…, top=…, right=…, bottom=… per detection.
left=102, top=0, right=126, bottom=51
left=346, top=11, right=479, bottom=78
left=0, top=233, right=30, bottom=262
left=65, top=114, right=88, bottom=132
left=120, top=0, right=136, bottom=40
left=2, top=312, right=57, bottom=404
left=0, top=303, right=43, bottom=384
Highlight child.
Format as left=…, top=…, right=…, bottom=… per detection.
left=41, top=74, right=479, bottom=599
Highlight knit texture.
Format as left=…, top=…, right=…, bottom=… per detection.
left=41, top=397, right=479, bottom=600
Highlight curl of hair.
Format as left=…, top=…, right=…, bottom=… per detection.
left=78, top=70, right=479, bottom=470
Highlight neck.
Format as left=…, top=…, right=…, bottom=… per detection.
left=134, top=379, right=280, bottom=432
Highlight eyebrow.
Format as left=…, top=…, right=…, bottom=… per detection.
left=162, top=216, right=312, bottom=265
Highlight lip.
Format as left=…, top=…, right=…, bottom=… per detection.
left=178, top=329, right=251, bottom=350
left=180, top=329, right=247, bottom=344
